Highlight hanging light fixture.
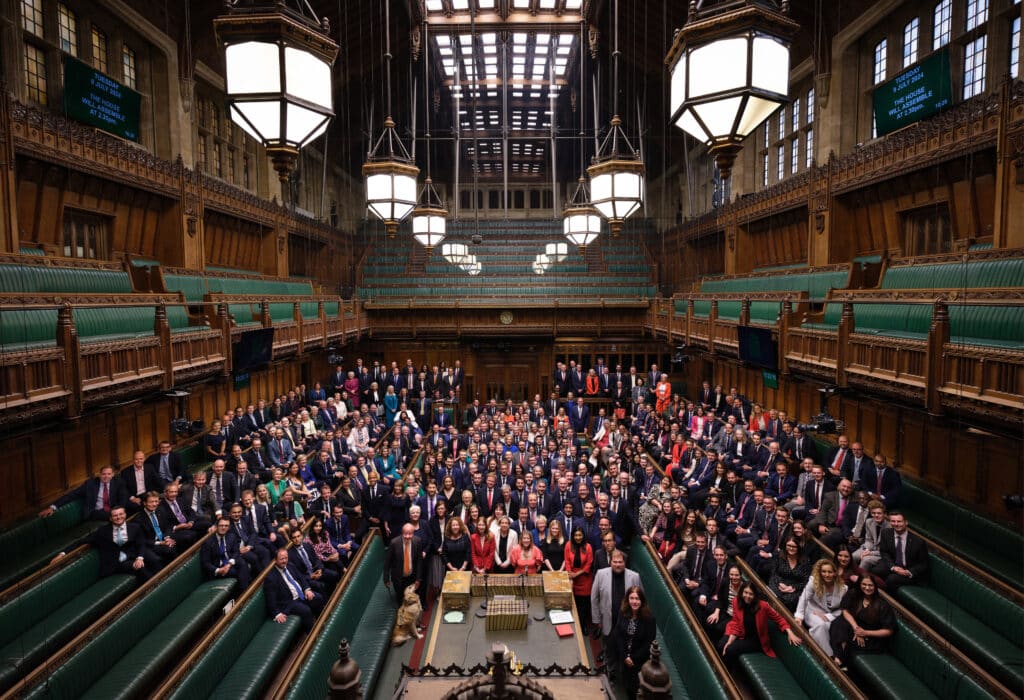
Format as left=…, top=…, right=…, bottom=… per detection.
left=545, top=242, right=568, bottom=263
left=459, top=254, right=479, bottom=273
left=442, top=242, right=470, bottom=267
left=467, top=260, right=482, bottom=276
left=588, top=0, right=645, bottom=237
left=563, top=176, right=602, bottom=251
left=666, top=0, right=798, bottom=180
left=363, top=0, right=419, bottom=236
left=412, top=21, right=447, bottom=251
left=214, top=0, right=339, bottom=182
left=533, top=254, right=551, bottom=275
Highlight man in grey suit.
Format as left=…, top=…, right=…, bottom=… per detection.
left=591, top=550, right=641, bottom=677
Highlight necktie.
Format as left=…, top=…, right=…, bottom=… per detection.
left=428, top=497, right=434, bottom=519
left=235, top=523, right=245, bottom=540
left=832, top=449, right=845, bottom=472
left=115, top=527, right=127, bottom=562
left=895, top=535, right=905, bottom=567
left=837, top=497, right=847, bottom=522
left=192, top=489, right=200, bottom=512
left=693, top=553, right=702, bottom=578
left=215, top=476, right=223, bottom=507
left=815, top=483, right=822, bottom=508
left=298, top=544, right=312, bottom=572
left=159, top=455, right=172, bottom=482
left=102, top=482, right=110, bottom=511
left=716, top=566, right=724, bottom=591
left=218, top=536, right=227, bottom=565
left=282, top=567, right=302, bottom=599
left=248, top=508, right=257, bottom=531
left=403, top=541, right=412, bottom=576
left=170, top=500, right=186, bottom=524
left=796, top=440, right=803, bottom=460
left=876, top=470, right=884, bottom=495
left=611, top=499, right=617, bottom=514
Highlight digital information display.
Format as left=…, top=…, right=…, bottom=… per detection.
left=63, top=55, right=141, bottom=141
left=873, top=48, right=952, bottom=137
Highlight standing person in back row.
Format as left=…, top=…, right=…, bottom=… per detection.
left=591, top=550, right=641, bottom=680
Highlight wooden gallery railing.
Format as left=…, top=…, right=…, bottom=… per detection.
left=648, top=291, right=1024, bottom=426
left=0, top=296, right=367, bottom=428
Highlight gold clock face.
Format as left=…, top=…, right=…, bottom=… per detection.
left=499, top=311, right=514, bottom=325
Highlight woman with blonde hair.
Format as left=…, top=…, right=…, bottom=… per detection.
left=795, top=558, right=848, bottom=655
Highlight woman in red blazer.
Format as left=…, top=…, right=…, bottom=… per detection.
left=564, top=527, right=595, bottom=634
left=718, top=582, right=802, bottom=667
left=470, top=517, right=495, bottom=574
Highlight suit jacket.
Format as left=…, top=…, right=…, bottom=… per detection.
left=325, top=514, right=354, bottom=548
left=825, top=446, right=855, bottom=481
left=859, top=465, right=903, bottom=507
left=265, top=561, right=315, bottom=616
left=800, top=479, right=835, bottom=513
left=568, top=403, right=590, bottom=433
left=338, top=485, right=363, bottom=517
left=268, top=438, right=296, bottom=467
left=682, top=545, right=714, bottom=584
left=591, top=566, right=642, bottom=636
left=783, top=435, right=817, bottom=464
left=200, top=532, right=243, bottom=578
left=289, top=540, right=323, bottom=578
left=361, top=482, right=389, bottom=525
left=120, top=464, right=163, bottom=499
left=90, top=522, right=147, bottom=577
left=878, top=529, right=928, bottom=579
left=54, top=476, right=130, bottom=515
left=180, top=483, right=216, bottom=520
left=138, top=508, right=176, bottom=544
left=157, top=497, right=201, bottom=528
left=808, top=490, right=846, bottom=531
left=384, top=534, right=426, bottom=587
left=144, top=451, right=186, bottom=483
left=206, top=471, right=239, bottom=510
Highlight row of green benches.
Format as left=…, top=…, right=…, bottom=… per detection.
left=735, top=554, right=999, bottom=700
left=359, top=285, right=656, bottom=298
left=14, top=536, right=236, bottom=700
left=0, top=442, right=207, bottom=590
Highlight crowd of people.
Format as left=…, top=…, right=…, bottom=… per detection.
left=39, top=354, right=925, bottom=688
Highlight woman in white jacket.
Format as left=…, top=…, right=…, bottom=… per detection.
left=795, top=558, right=848, bottom=655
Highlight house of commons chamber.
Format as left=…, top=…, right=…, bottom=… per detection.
left=0, top=0, right=1021, bottom=698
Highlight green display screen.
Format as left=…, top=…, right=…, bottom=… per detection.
left=873, top=48, right=952, bottom=137
left=62, top=55, right=141, bottom=141
left=762, top=369, right=779, bottom=390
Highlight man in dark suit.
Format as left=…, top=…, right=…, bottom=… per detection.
left=138, top=491, right=181, bottom=563
left=695, top=545, right=731, bottom=621
left=55, top=506, right=160, bottom=581
left=330, top=365, right=347, bottom=395
left=121, top=450, right=163, bottom=514
left=357, top=471, right=388, bottom=541
left=206, top=460, right=239, bottom=515
left=432, top=403, right=451, bottom=429
left=670, top=533, right=713, bottom=602
left=568, top=397, right=590, bottom=434
left=869, top=512, right=928, bottom=591
left=569, top=361, right=585, bottom=394
left=783, top=426, right=817, bottom=465
left=240, top=490, right=279, bottom=557
left=447, top=361, right=464, bottom=393
left=808, top=478, right=854, bottom=548
left=228, top=501, right=269, bottom=569
left=289, top=527, right=337, bottom=590
left=824, top=435, right=854, bottom=485
left=180, top=471, right=216, bottom=524
left=553, top=363, right=570, bottom=396
left=325, top=504, right=357, bottom=564
left=384, top=523, right=426, bottom=607
left=41, top=465, right=129, bottom=521
left=265, top=547, right=324, bottom=632
left=859, top=455, right=903, bottom=508
left=200, top=516, right=251, bottom=589
left=158, top=481, right=203, bottom=548
left=245, top=437, right=272, bottom=481
left=145, top=441, right=186, bottom=486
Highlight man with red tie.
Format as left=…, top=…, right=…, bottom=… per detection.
left=40, top=465, right=129, bottom=521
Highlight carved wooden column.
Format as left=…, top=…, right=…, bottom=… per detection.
left=925, top=300, right=950, bottom=416
left=740, top=298, right=750, bottom=326
left=722, top=221, right=740, bottom=275
left=686, top=298, right=694, bottom=346
left=155, top=303, right=173, bottom=390
left=294, top=301, right=303, bottom=355
left=179, top=162, right=205, bottom=270
left=993, top=79, right=1024, bottom=249
left=807, top=164, right=831, bottom=266
left=0, top=84, right=19, bottom=253
left=778, top=298, right=793, bottom=374
left=218, top=303, right=231, bottom=377
left=708, top=299, right=718, bottom=354
left=836, top=301, right=853, bottom=388
left=57, top=304, right=82, bottom=419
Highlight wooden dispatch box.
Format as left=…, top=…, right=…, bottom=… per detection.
left=542, top=570, right=573, bottom=610
left=485, top=595, right=529, bottom=631
left=441, top=571, right=471, bottom=612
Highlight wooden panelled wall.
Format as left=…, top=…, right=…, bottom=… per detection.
left=830, top=154, right=997, bottom=262
left=677, top=357, right=1022, bottom=527
left=15, top=157, right=180, bottom=261
left=202, top=211, right=265, bottom=271
left=738, top=208, right=809, bottom=270
left=0, top=360, right=304, bottom=526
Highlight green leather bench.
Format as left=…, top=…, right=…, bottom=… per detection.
left=20, top=551, right=236, bottom=700
left=881, top=258, right=1024, bottom=289
left=0, top=308, right=59, bottom=350
left=0, top=552, right=135, bottom=692
left=897, top=558, right=1024, bottom=693
left=632, top=543, right=730, bottom=699
left=74, top=307, right=160, bottom=343
left=899, top=479, right=1023, bottom=589
left=716, top=301, right=742, bottom=322
left=737, top=622, right=851, bottom=700
left=166, top=587, right=302, bottom=700
left=852, top=618, right=993, bottom=700
left=0, top=264, right=133, bottom=294
left=700, top=270, right=849, bottom=301
left=948, top=305, right=1024, bottom=349
left=0, top=501, right=103, bottom=590
left=281, top=536, right=395, bottom=700
left=749, top=301, right=782, bottom=325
